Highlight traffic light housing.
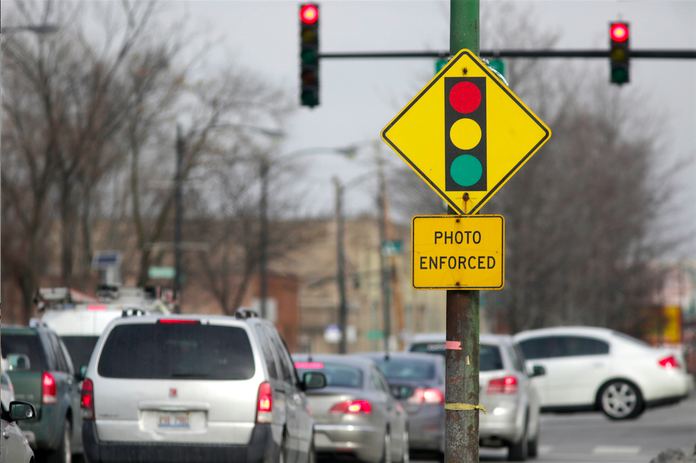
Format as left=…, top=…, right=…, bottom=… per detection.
left=299, top=4, right=320, bottom=107
left=609, top=22, right=630, bottom=85
left=445, top=77, right=487, bottom=192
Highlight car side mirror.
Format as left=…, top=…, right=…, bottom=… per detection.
left=9, top=401, right=36, bottom=421
left=529, top=365, right=546, bottom=377
left=7, top=354, right=31, bottom=371
left=302, top=372, right=327, bottom=390
left=77, top=365, right=88, bottom=381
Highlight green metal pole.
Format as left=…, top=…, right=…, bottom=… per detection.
left=446, top=1, right=480, bottom=463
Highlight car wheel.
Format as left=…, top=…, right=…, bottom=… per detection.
left=527, top=420, right=539, bottom=458
left=508, top=415, right=528, bottom=461
left=527, top=434, right=538, bottom=458
left=380, top=430, right=392, bottom=463
left=47, top=419, right=72, bottom=463
left=599, top=380, right=644, bottom=420
left=400, top=429, right=410, bottom=463
left=277, top=432, right=288, bottom=463
left=307, top=433, right=316, bottom=463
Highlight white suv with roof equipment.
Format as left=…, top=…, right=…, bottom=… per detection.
left=81, top=309, right=326, bottom=463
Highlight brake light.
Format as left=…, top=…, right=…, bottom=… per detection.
left=407, top=388, right=445, bottom=405
left=42, top=372, right=57, bottom=404
left=257, top=382, right=273, bottom=423
left=294, top=362, right=324, bottom=369
left=87, top=305, right=107, bottom=311
left=158, top=319, right=200, bottom=324
left=658, top=355, right=680, bottom=369
left=487, top=376, right=518, bottom=394
left=81, top=378, right=95, bottom=420
left=329, top=400, right=372, bottom=414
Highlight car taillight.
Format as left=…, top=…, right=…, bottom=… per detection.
left=329, top=400, right=372, bottom=414
left=256, top=382, right=273, bottom=423
left=407, top=388, right=445, bottom=405
left=42, top=372, right=57, bottom=404
left=81, top=378, right=95, bottom=421
left=487, top=376, right=518, bottom=394
left=658, top=355, right=681, bottom=369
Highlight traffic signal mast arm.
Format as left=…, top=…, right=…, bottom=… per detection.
left=317, top=49, right=696, bottom=59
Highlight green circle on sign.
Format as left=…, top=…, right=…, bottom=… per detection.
left=451, top=155, right=482, bottom=187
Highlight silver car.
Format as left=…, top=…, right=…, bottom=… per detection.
left=81, top=310, right=325, bottom=463
left=293, top=354, right=409, bottom=463
left=406, top=333, right=544, bottom=461
left=2, top=401, right=36, bottom=463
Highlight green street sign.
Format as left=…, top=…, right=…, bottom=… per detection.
left=488, top=59, right=505, bottom=78
left=366, top=330, right=384, bottom=339
left=148, top=266, right=176, bottom=279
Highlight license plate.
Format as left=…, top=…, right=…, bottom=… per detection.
left=157, top=412, right=190, bottom=428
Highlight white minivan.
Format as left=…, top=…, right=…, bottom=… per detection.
left=80, top=310, right=326, bottom=463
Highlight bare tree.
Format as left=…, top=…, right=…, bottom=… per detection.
left=389, top=2, right=684, bottom=335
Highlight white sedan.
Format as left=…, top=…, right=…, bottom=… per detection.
left=513, top=326, right=692, bottom=420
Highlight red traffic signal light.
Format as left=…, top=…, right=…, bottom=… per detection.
left=299, top=4, right=320, bottom=107
left=300, top=4, right=318, bottom=24
left=609, top=22, right=630, bottom=85
left=610, top=23, right=629, bottom=42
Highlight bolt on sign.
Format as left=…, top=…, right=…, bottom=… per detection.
left=382, top=49, right=551, bottom=215
left=412, top=215, right=504, bottom=290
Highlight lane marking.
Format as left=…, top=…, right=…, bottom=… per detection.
left=592, top=446, right=641, bottom=454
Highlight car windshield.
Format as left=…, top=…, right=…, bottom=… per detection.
left=480, top=344, right=504, bottom=371
left=370, top=357, right=437, bottom=381
left=612, top=331, right=652, bottom=348
left=409, top=341, right=504, bottom=371
left=97, top=323, right=255, bottom=380
left=61, top=336, right=100, bottom=370
left=409, top=342, right=446, bottom=356
left=296, top=363, right=363, bottom=388
left=1, top=333, right=45, bottom=371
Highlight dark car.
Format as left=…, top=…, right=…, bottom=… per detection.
left=359, top=352, right=446, bottom=458
left=2, top=325, right=83, bottom=463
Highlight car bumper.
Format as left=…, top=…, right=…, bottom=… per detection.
left=480, top=403, right=524, bottom=444
left=82, top=421, right=275, bottom=463
left=405, top=404, right=444, bottom=452
left=313, top=423, right=383, bottom=463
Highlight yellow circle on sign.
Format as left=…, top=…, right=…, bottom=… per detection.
left=450, top=118, right=481, bottom=150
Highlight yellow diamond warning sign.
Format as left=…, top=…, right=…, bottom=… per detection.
left=412, top=215, right=504, bottom=290
left=382, top=49, right=551, bottom=215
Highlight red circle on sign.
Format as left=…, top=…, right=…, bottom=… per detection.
left=449, top=82, right=481, bottom=114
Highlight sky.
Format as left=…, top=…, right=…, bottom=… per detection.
left=161, top=0, right=696, bottom=257
left=6, top=0, right=696, bottom=256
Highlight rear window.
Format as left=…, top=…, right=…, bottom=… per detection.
left=480, top=345, right=504, bottom=371
left=371, top=357, right=437, bottom=381
left=409, top=342, right=446, bottom=356
left=97, top=323, right=255, bottom=380
left=1, top=333, right=45, bottom=371
left=61, top=336, right=100, bottom=370
left=296, top=363, right=363, bottom=389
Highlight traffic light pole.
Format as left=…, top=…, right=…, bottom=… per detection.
left=319, top=49, right=696, bottom=59
left=446, top=2, right=480, bottom=462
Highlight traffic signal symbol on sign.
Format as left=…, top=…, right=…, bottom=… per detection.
left=446, top=78, right=486, bottom=191
left=609, top=22, right=630, bottom=85
left=381, top=49, right=551, bottom=215
left=299, top=4, right=320, bottom=107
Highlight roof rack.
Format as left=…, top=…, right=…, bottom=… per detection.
left=236, top=307, right=259, bottom=319
left=122, top=308, right=147, bottom=318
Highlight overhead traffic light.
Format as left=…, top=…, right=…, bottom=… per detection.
left=609, top=22, right=630, bottom=85
left=445, top=77, right=487, bottom=192
left=299, top=4, right=320, bottom=107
